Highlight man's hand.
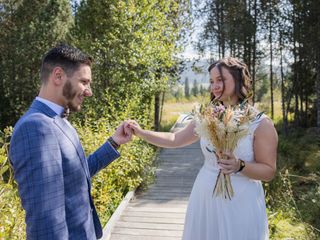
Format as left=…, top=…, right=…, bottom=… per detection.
left=112, top=121, right=133, bottom=145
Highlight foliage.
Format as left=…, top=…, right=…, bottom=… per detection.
left=184, top=77, right=190, bottom=98
left=0, top=127, right=26, bottom=239
left=196, top=0, right=258, bottom=66
left=191, top=79, right=199, bottom=97
left=255, top=72, right=269, bottom=102
left=196, top=0, right=320, bottom=128
left=77, top=124, right=156, bottom=225
left=73, top=0, right=187, bottom=105
left=71, top=0, right=190, bottom=133
left=199, top=84, right=208, bottom=96
left=0, top=0, right=74, bottom=129
left=265, top=127, right=320, bottom=239
left=73, top=93, right=157, bottom=225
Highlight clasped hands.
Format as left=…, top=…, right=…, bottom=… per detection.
left=110, top=120, right=141, bottom=146
left=217, top=151, right=241, bottom=174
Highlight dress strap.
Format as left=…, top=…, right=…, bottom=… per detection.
left=249, top=113, right=268, bottom=134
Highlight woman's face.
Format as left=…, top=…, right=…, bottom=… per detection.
left=209, top=66, right=238, bottom=105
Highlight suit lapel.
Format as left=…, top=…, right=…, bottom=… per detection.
left=29, top=100, right=91, bottom=180
left=53, top=117, right=91, bottom=180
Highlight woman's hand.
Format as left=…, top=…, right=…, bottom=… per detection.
left=127, top=120, right=144, bottom=137
left=217, top=151, right=241, bottom=174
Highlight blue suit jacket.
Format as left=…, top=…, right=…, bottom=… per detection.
left=9, top=100, right=120, bottom=239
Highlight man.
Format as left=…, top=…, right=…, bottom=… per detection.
left=9, top=44, right=132, bottom=239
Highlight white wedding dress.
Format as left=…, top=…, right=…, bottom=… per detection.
left=182, top=115, right=269, bottom=240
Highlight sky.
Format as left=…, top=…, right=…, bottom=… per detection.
left=177, top=1, right=211, bottom=85
left=178, top=0, right=211, bottom=60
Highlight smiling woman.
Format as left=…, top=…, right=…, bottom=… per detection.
left=128, top=56, right=278, bottom=240
left=209, top=58, right=252, bottom=105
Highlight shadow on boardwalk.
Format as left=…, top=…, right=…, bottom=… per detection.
left=108, top=139, right=204, bottom=240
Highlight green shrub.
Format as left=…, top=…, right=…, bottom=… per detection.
left=77, top=118, right=156, bottom=225
left=0, top=127, right=26, bottom=240
left=265, top=127, right=320, bottom=239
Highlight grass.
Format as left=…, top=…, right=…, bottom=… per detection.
left=160, top=94, right=209, bottom=131
left=160, top=101, right=194, bottom=131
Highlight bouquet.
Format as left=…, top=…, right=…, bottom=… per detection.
left=194, top=100, right=261, bottom=200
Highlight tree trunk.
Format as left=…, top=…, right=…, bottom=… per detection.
left=292, top=23, right=299, bottom=127
left=269, top=10, right=274, bottom=120
left=279, top=32, right=287, bottom=135
left=299, top=92, right=304, bottom=126
left=159, top=91, right=165, bottom=125
left=294, top=92, right=299, bottom=126
left=216, top=0, right=222, bottom=58
left=219, top=0, right=225, bottom=57
left=154, top=93, right=160, bottom=131
left=317, top=62, right=320, bottom=127
left=252, top=0, right=257, bottom=104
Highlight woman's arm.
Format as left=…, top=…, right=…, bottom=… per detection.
left=243, top=118, right=278, bottom=181
left=129, top=120, right=199, bottom=148
left=218, top=118, right=278, bottom=182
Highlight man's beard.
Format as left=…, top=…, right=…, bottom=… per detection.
left=62, top=80, right=79, bottom=112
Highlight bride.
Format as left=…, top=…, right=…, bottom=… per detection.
left=128, top=57, right=278, bottom=240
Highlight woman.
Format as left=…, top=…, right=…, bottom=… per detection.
left=128, top=57, right=278, bottom=240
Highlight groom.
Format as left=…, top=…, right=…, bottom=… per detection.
left=9, top=44, right=132, bottom=239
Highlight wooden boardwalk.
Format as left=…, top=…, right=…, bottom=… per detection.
left=108, top=140, right=204, bottom=240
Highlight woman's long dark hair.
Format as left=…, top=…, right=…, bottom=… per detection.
left=208, top=57, right=252, bottom=104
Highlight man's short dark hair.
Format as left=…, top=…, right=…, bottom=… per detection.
left=40, top=44, right=93, bottom=84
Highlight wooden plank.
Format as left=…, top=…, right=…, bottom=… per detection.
left=155, top=169, right=201, bottom=174
left=103, top=190, right=135, bottom=239
left=112, top=227, right=183, bottom=237
left=145, top=185, right=193, bottom=191
left=139, top=188, right=192, bottom=194
left=147, top=184, right=194, bottom=189
left=129, top=199, right=189, bottom=205
left=137, top=192, right=191, bottom=198
left=154, top=177, right=197, bottom=183
left=115, top=221, right=184, bottom=230
left=110, top=234, right=181, bottom=240
left=125, top=206, right=187, bottom=213
left=106, top=139, right=203, bottom=240
left=122, top=210, right=186, bottom=219
left=119, top=216, right=185, bottom=224
left=128, top=202, right=188, bottom=210
left=149, top=182, right=195, bottom=186
left=134, top=196, right=190, bottom=201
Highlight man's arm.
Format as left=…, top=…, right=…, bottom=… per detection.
left=87, top=141, right=120, bottom=177
left=87, top=121, right=132, bottom=177
left=9, top=119, right=68, bottom=239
